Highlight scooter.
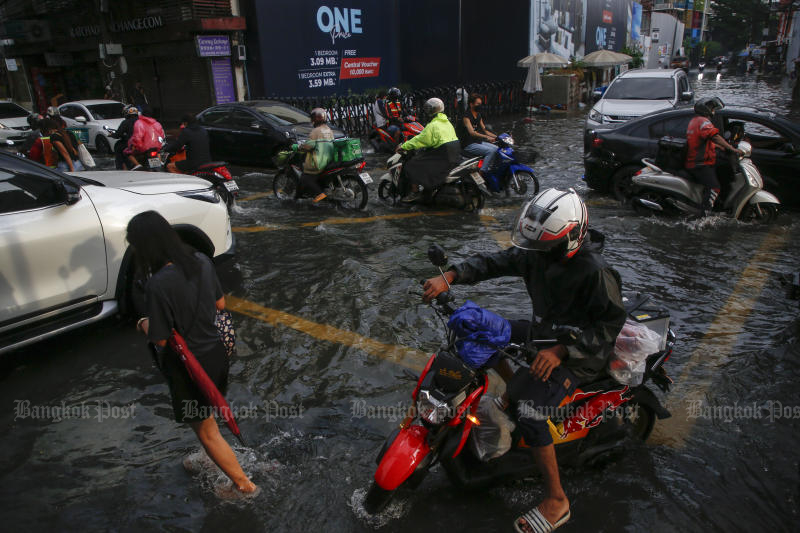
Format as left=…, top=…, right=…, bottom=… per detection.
left=370, top=116, right=424, bottom=153
left=164, top=150, right=238, bottom=213
left=363, top=244, right=675, bottom=514
left=471, top=133, right=539, bottom=197
left=272, top=146, right=371, bottom=210
left=629, top=139, right=780, bottom=222
left=378, top=151, right=489, bottom=211
left=698, top=62, right=706, bottom=73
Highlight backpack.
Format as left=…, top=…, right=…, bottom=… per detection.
left=129, top=116, right=165, bottom=153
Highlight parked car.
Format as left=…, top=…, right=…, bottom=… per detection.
left=0, top=101, right=33, bottom=148
left=584, top=69, right=693, bottom=149
left=58, top=100, right=126, bottom=155
left=670, top=56, right=690, bottom=72
left=583, top=105, right=800, bottom=206
left=196, top=100, right=346, bottom=166
left=0, top=152, right=233, bottom=355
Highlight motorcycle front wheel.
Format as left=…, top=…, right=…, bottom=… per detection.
left=739, top=203, right=779, bottom=223
left=364, top=482, right=394, bottom=515
left=272, top=169, right=298, bottom=200
left=337, top=175, right=369, bottom=210
left=378, top=180, right=398, bottom=205
left=462, top=183, right=485, bottom=212
left=510, top=170, right=539, bottom=196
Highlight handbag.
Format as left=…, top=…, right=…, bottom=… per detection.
left=214, top=309, right=236, bottom=358
left=77, top=143, right=96, bottom=168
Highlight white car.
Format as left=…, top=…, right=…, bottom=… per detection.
left=0, top=152, right=234, bottom=354
left=58, top=100, right=126, bottom=155
left=0, top=101, right=33, bottom=147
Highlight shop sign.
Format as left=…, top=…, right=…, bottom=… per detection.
left=5, top=58, right=18, bottom=71
left=211, top=58, right=236, bottom=104
left=196, top=35, right=231, bottom=57
left=110, top=16, right=164, bottom=33
left=70, top=25, right=101, bottom=38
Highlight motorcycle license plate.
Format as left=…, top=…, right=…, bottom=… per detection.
left=148, top=157, right=162, bottom=168
left=223, top=180, right=239, bottom=192
left=359, top=172, right=373, bottom=184
left=471, top=172, right=485, bottom=185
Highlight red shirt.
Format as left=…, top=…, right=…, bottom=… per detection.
left=28, top=137, right=44, bottom=163
left=685, top=116, right=719, bottom=168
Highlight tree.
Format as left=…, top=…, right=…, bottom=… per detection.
left=708, top=0, right=771, bottom=51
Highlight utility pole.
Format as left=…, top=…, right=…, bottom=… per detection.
left=699, top=0, right=709, bottom=45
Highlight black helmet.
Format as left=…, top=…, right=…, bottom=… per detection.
left=387, top=87, right=401, bottom=101
left=694, top=96, right=723, bottom=118
left=27, top=113, right=43, bottom=129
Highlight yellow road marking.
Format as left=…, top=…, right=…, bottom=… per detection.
left=299, top=211, right=453, bottom=227
left=479, top=213, right=512, bottom=248
left=232, top=224, right=290, bottom=233
left=650, top=228, right=788, bottom=448
left=226, top=295, right=427, bottom=371
left=237, top=191, right=273, bottom=203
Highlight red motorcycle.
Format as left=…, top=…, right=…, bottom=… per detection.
left=363, top=244, right=675, bottom=514
left=369, top=115, right=424, bottom=153
left=165, top=150, right=238, bottom=213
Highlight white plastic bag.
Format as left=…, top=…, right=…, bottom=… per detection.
left=77, top=143, right=96, bottom=168
left=468, top=395, right=516, bottom=462
left=609, top=319, right=662, bottom=385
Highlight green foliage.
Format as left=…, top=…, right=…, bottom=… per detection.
left=621, top=46, right=644, bottom=69
left=709, top=0, right=771, bottom=51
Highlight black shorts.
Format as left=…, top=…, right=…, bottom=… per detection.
left=688, top=165, right=720, bottom=190
left=159, top=341, right=229, bottom=423
left=175, top=159, right=197, bottom=174
left=507, top=365, right=577, bottom=447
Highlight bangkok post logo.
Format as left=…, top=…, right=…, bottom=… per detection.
left=316, top=6, right=363, bottom=44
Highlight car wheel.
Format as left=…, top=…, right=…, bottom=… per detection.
left=95, top=135, right=111, bottom=156
left=610, top=165, right=642, bottom=201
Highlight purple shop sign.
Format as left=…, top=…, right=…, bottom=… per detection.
left=196, top=35, right=230, bottom=57
left=211, top=58, right=236, bottom=104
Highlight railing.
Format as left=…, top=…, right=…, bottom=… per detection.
left=272, top=80, right=526, bottom=138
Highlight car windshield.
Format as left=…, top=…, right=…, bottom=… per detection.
left=604, top=78, right=675, bottom=100
left=252, top=104, right=310, bottom=126
left=0, top=102, right=29, bottom=119
left=86, top=103, right=124, bottom=120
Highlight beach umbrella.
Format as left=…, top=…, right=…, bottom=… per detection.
left=582, top=49, right=632, bottom=67
left=168, top=330, right=247, bottom=446
left=523, top=61, right=542, bottom=93
left=517, top=52, right=568, bottom=68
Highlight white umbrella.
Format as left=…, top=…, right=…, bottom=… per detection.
left=517, top=52, right=568, bottom=68
left=582, top=49, right=632, bottom=67
left=523, top=61, right=542, bottom=93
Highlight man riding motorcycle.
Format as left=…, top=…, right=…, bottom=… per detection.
left=126, top=106, right=165, bottom=170
left=396, top=97, right=461, bottom=203
left=164, top=113, right=212, bottom=174
left=298, top=107, right=335, bottom=203
left=384, top=87, right=404, bottom=145
left=423, top=188, right=627, bottom=533
left=685, top=97, right=743, bottom=216
left=110, top=105, right=139, bottom=170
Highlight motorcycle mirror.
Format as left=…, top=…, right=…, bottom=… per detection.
left=427, top=244, right=448, bottom=267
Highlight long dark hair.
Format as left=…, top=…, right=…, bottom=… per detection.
left=126, top=211, right=200, bottom=279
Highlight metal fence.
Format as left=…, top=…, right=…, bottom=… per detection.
left=274, top=80, right=526, bottom=138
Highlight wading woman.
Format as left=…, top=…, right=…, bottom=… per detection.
left=128, top=211, right=257, bottom=496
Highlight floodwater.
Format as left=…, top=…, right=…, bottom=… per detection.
left=1, top=73, right=799, bottom=532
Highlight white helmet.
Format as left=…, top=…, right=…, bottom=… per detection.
left=423, top=97, right=444, bottom=116
left=511, top=188, right=588, bottom=259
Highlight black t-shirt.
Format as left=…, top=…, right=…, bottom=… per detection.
left=146, top=252, right=223, bottom=357
left=50, top=131, right=79, bottom=161
left=457, top=112, right=484, bottom=147
left=164, top=123, right=211, bottom=169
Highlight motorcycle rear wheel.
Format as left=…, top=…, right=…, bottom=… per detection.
left=364, top=482, right=394, bottom=515
left=336, top=175, right=369, bottom=210
left=273, top=169, right=298, bottom=200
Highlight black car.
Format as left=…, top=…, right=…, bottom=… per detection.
left=196, top=100, right=346, bottom=166
left=584, top=106, right=800, bottom=206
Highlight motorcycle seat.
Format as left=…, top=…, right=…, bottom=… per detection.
left=195, top=162, right=228, bottom=170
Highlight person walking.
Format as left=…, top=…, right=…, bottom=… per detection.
left=132, top=82, right=149, bottom=113
left=129, top=211, right=257, bottom=497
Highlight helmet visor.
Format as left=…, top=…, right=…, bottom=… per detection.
left=510, top=206, right=568, bottom=251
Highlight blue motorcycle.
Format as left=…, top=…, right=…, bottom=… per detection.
left=470, top=133, right=539, bottom=197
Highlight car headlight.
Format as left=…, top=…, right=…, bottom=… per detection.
left=589, top=109, right=602, bottom=122
left=0, top=123, right=6, bottom=129
left=177, top=189, right=220, bottom=204
left=416, top=390, right=451, bottom=425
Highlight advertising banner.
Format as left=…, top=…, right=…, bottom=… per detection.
left=250, top=1, right=398, bottom=96
left=585, top=0, right=631, bottom=53
left=529, top=0, right=587, bottom=59
left=196, top=35, right=231, bottom=57
left=631, top=2, right=642, bottom=42
left=211, top=58, right=236, bottom=104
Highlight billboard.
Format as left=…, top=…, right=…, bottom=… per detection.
left=529, top=0, right=587, bottom=59
left=247, top=1, right=399, bottom=96
left=631, top=2, right=642, bottom=43
left=585, top=0, right=631, bottom=53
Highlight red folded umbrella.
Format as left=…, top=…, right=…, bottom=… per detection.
left=168, top=329, right=246, bottom=446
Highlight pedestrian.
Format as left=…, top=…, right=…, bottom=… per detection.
left=45, top=113, right=84, bottom=172
left=132, top=81, right=149, bottom=113
left=129, top=211, right=258, bottom=497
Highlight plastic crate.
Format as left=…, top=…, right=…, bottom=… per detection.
left=655, top=136, right=687, bottom=171
left=332, top=137, right=362, bottom=163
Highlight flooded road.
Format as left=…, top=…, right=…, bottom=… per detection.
left=1, top=73, right=799, bottom=532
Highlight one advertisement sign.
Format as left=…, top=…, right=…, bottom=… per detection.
left=631, top=2, right=642, bottom=42
left=529, top=0, right=588, bottom=59
left=197, top=35, right=231, bottom=57
left=211, top=58, right=236, bottom=104
left=251, top=1, right=398, bottom=96
left=586, top=0, right=630, bottom=53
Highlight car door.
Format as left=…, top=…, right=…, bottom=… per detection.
left=226, top=108, right=269, bottom=165
left=0, top=165, right=107, bottom=326
left=198, top=107, right=235, bottom=162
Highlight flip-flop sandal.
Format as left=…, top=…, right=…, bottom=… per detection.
left=513, top=508, right=570, bottom=533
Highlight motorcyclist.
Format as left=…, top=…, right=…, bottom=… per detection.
left=164, top=113, right=211, bottom=174
left=298, top=108, right=334, bottom=203
left=126, top=105, right=165, bottom=170
left=457, top=93, right=498, bottom=175
left=21, top=113, right=44, bottom=160
left=396, top=97, right=460, bottom=203
left=685, top=97, right=743, bottom=215
left=383, top=87, right=404, bottom=145
left=110, top=105, right=139, bottom=170
left=422, top=188, right=627, bottom=533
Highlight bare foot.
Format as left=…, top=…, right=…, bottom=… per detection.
left=236, top=479, right=258, bottom=493
left=516, top=496, right=569, bottom=532
left=215, top=480, right=260, bottom=500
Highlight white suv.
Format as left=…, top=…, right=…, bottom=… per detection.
left=0, top=153, right=234, bottom=354
left=584, top=68, right=693, bottom=149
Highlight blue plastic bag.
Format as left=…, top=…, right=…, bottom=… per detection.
left=447, top=301, right=511, bottom=368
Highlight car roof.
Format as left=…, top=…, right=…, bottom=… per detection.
left=618, top=68, right=683, bottom=79
left=615, top=105, right=800, bottom=131
left=60, top=100, right=122, bottom=106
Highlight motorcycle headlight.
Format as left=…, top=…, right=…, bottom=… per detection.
left=177, top=188, right=220, bottom=204
left=503, top=136, right=514, bottom=146
left=416, top=390, right=451, bottom=425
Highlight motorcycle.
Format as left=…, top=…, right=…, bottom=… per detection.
left=363, top=244, right=675, bottom=514
left=698, top=62, right=706, bottom=73
left=471, top=133, right=539, bottom=197
left=272, top=144, right=371, bottom=210
left=370, top=116, right=424, bottom=153
left=377, top=150, right=489, bottom=211
left=629, top=137, right=780, bottom=222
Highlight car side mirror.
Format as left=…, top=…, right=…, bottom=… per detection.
left=75, top=116, right=87, bottom=124
left=592, top=92, right=602, bottom=103
left=250, top=122, right=263, bottom=131
left=427, top=244, right=448, bottom=267
left=680, top=91, right=693, bottom=102
left=59, top=180, right=81, bottom=205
